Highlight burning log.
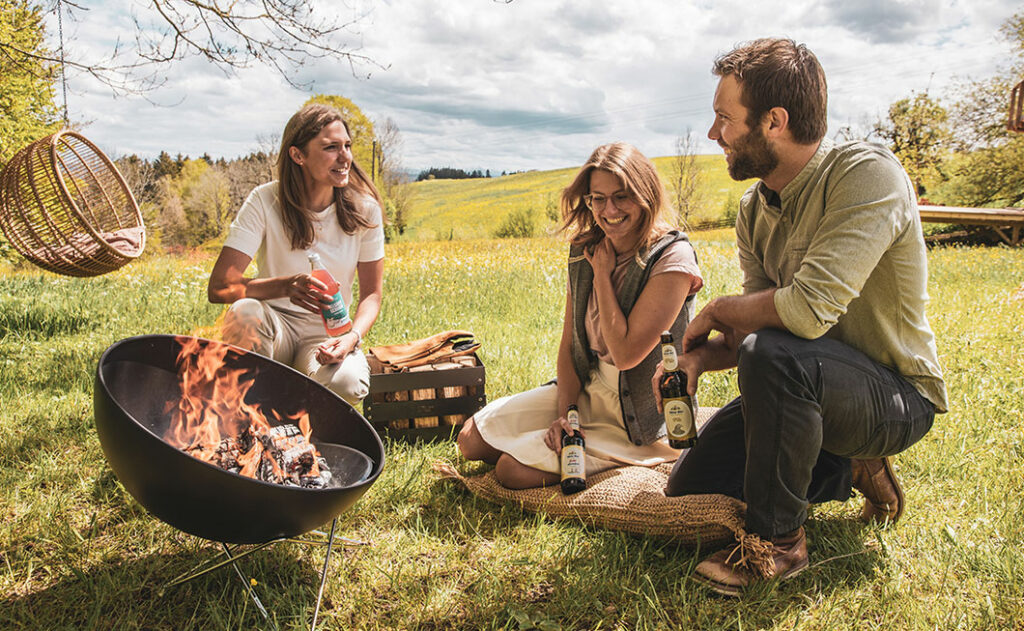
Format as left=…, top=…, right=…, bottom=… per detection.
left=257, top=424, right=333, bottom=488
left=183, top=424, right=332, bottom=488
left=166, top=337, right=333, bottom=489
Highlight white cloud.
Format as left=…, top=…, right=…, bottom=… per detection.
left=45, top=0, right=1022, bottom=174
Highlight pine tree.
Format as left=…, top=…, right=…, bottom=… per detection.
left=0, top=0, right=60, bottom=167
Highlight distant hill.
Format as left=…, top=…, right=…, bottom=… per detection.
left=399, top=154, right=753, bottom=241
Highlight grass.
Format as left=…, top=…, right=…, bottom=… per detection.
left=400, top=155, right=753, bottom=242
left=1, top=224, right=1023, bottom=627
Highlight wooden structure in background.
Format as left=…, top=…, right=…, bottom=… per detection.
left=919, top=204, right=1024, bottom=246
left=1009, top=79, right=1024, bottom=133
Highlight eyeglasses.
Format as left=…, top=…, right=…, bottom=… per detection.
left=584, top=192, right=635, bottom=211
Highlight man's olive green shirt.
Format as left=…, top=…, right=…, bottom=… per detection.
left=736, top=138, right=948, bottom=412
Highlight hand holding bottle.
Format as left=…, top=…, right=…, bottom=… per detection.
left=307, top=253, right=352, bottom=336
left=544, top=414, right=586, bottom=453
left=559, top=404, right=587, bottom=494
left=284, top=273, right=330, bottom=314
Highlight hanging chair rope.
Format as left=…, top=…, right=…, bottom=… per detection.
left=57, top=0, right=69, bottom=125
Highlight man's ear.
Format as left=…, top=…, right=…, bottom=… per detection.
left=764, top=107, right=789, bottom=139
left=288, top=145, right=304, bottom=166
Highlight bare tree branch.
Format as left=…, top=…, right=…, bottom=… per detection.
left=0, top=0, right=386, bottom=96
left=669, top=130, right=704, bottom=230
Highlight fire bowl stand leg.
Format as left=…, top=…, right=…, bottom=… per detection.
left=160, top=519, right=369, bottom=631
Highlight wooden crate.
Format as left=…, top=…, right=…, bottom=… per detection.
left=364, top=353, right=486, bottom=442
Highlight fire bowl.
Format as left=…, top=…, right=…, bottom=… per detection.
left=94, top=334, right=385, bottom=544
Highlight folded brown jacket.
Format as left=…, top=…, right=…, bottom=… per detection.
left=368, top=330, right=480, bottom=370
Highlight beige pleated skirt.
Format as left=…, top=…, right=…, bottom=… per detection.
left=474, top=360, right=681, bottom=476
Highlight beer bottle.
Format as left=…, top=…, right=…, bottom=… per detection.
left=560, top=404, right=586, bottom=494
left=307, top=252, right=352, bottom=336
left=659, top=331, right=697, bottom=449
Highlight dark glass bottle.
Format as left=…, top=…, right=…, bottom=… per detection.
left=560, top=404, right=586, bottom=494
left=659, top=331, right=697, bottom=449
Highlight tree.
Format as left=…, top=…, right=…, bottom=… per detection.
left=668, top=130, right=703, bottom=229
left=304, top=94, right=375, bottom=174
left=493, top=207, right=537, bottom=239
left=0, top=0, right=59, bottom=167
left=0, top=1, right=381, bottom=95
left=376, top=117, right=410, bottom=237
left=935, top=142, right=1024, bottom=207
left=872, top=91, right=950, bottom=196
left=222, top=150, right=275, bottom=218
left=932, top=10, right=1024, bottom=208
left=155, top=157, right=230, bottom=247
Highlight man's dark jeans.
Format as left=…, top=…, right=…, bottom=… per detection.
left=666, top=329, right=936, bottom=538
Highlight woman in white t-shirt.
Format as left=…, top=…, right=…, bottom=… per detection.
left=207, top=104, right=385, bottom=404
left=457, top=142, right=703, bottom=489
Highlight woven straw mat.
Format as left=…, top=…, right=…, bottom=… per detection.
left=435, top=406, right=746, bottom=545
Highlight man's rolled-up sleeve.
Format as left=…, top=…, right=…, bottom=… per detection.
left=774, top=149, right=914, bottom=339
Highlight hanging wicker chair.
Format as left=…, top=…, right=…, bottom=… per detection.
left=0, top=130, right=146, bottom=277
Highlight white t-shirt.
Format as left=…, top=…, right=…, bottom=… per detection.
left=223, top=181, right=385, bottom=315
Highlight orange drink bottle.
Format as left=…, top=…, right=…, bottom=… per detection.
left=307, top=253, right=352, bottom=336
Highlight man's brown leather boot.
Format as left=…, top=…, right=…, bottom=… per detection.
left=851, top=457, right=904, bottom=524
left=693, top=527, right=809, bottom=597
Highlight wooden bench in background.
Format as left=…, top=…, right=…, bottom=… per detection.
left=918, top=204, right=1024, bottom=246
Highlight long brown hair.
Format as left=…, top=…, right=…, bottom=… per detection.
left=276, top=104, right=383, bottom=250
left=559, top=142, right=672, bottom=252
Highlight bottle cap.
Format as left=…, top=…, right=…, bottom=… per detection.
left=660, top=331, right=673, bottom=343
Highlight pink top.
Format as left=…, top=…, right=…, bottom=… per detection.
left=581, top=240, right=703, bottom=363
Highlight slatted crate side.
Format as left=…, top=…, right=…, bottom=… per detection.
left=364, top=354, right=487, bottom=442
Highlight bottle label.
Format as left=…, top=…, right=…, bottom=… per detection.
left=566, top=408, right=580, bottom=431
left=664, top=397, right=695, bottom=440
left=661, top=344, right=678, bottom=371
left=321, top=291, right=350, bottom=330
left=561, top=445, right=585, bottom=480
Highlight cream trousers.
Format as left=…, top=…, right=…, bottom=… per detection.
left=222, top=298, right=370, bottom=405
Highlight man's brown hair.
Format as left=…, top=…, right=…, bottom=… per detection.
left=713, top=38, right=827, bottom=144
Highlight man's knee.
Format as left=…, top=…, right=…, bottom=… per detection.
left=737, top=328, right=800, bottom=376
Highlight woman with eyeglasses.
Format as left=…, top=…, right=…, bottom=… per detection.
left=458, top=142, right=703, bottom=489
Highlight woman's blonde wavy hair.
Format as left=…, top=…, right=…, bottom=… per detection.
left=559, top=142, right=673, bottom=253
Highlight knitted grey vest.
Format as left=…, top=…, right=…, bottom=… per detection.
left=568, top=230, right=696, bottom=446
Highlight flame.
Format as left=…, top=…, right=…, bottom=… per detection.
left=164, top=335, right=322, bottom=484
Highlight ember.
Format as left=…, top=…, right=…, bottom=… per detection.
left=164, top=336, right=333, bottom=488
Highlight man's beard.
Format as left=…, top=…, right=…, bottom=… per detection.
left=726, top=124, right=779, bottom=181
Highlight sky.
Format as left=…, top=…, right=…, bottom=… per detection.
left=48, top=0, right=1022, bottom=174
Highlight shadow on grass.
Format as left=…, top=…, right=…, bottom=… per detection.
left=0, top=541, right=333, bottom=630
left=367, top=457, right=889, bottom=628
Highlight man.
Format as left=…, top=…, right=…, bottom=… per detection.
left=657, top=38, right=947, bottom=596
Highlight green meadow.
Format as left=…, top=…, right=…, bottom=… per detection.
left=1, top=164, right=1022, bottom=628
left=401, top=155, right=752, bottom=241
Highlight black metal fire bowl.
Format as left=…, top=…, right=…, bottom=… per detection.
left=94, top=334, right=385, bottom=544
